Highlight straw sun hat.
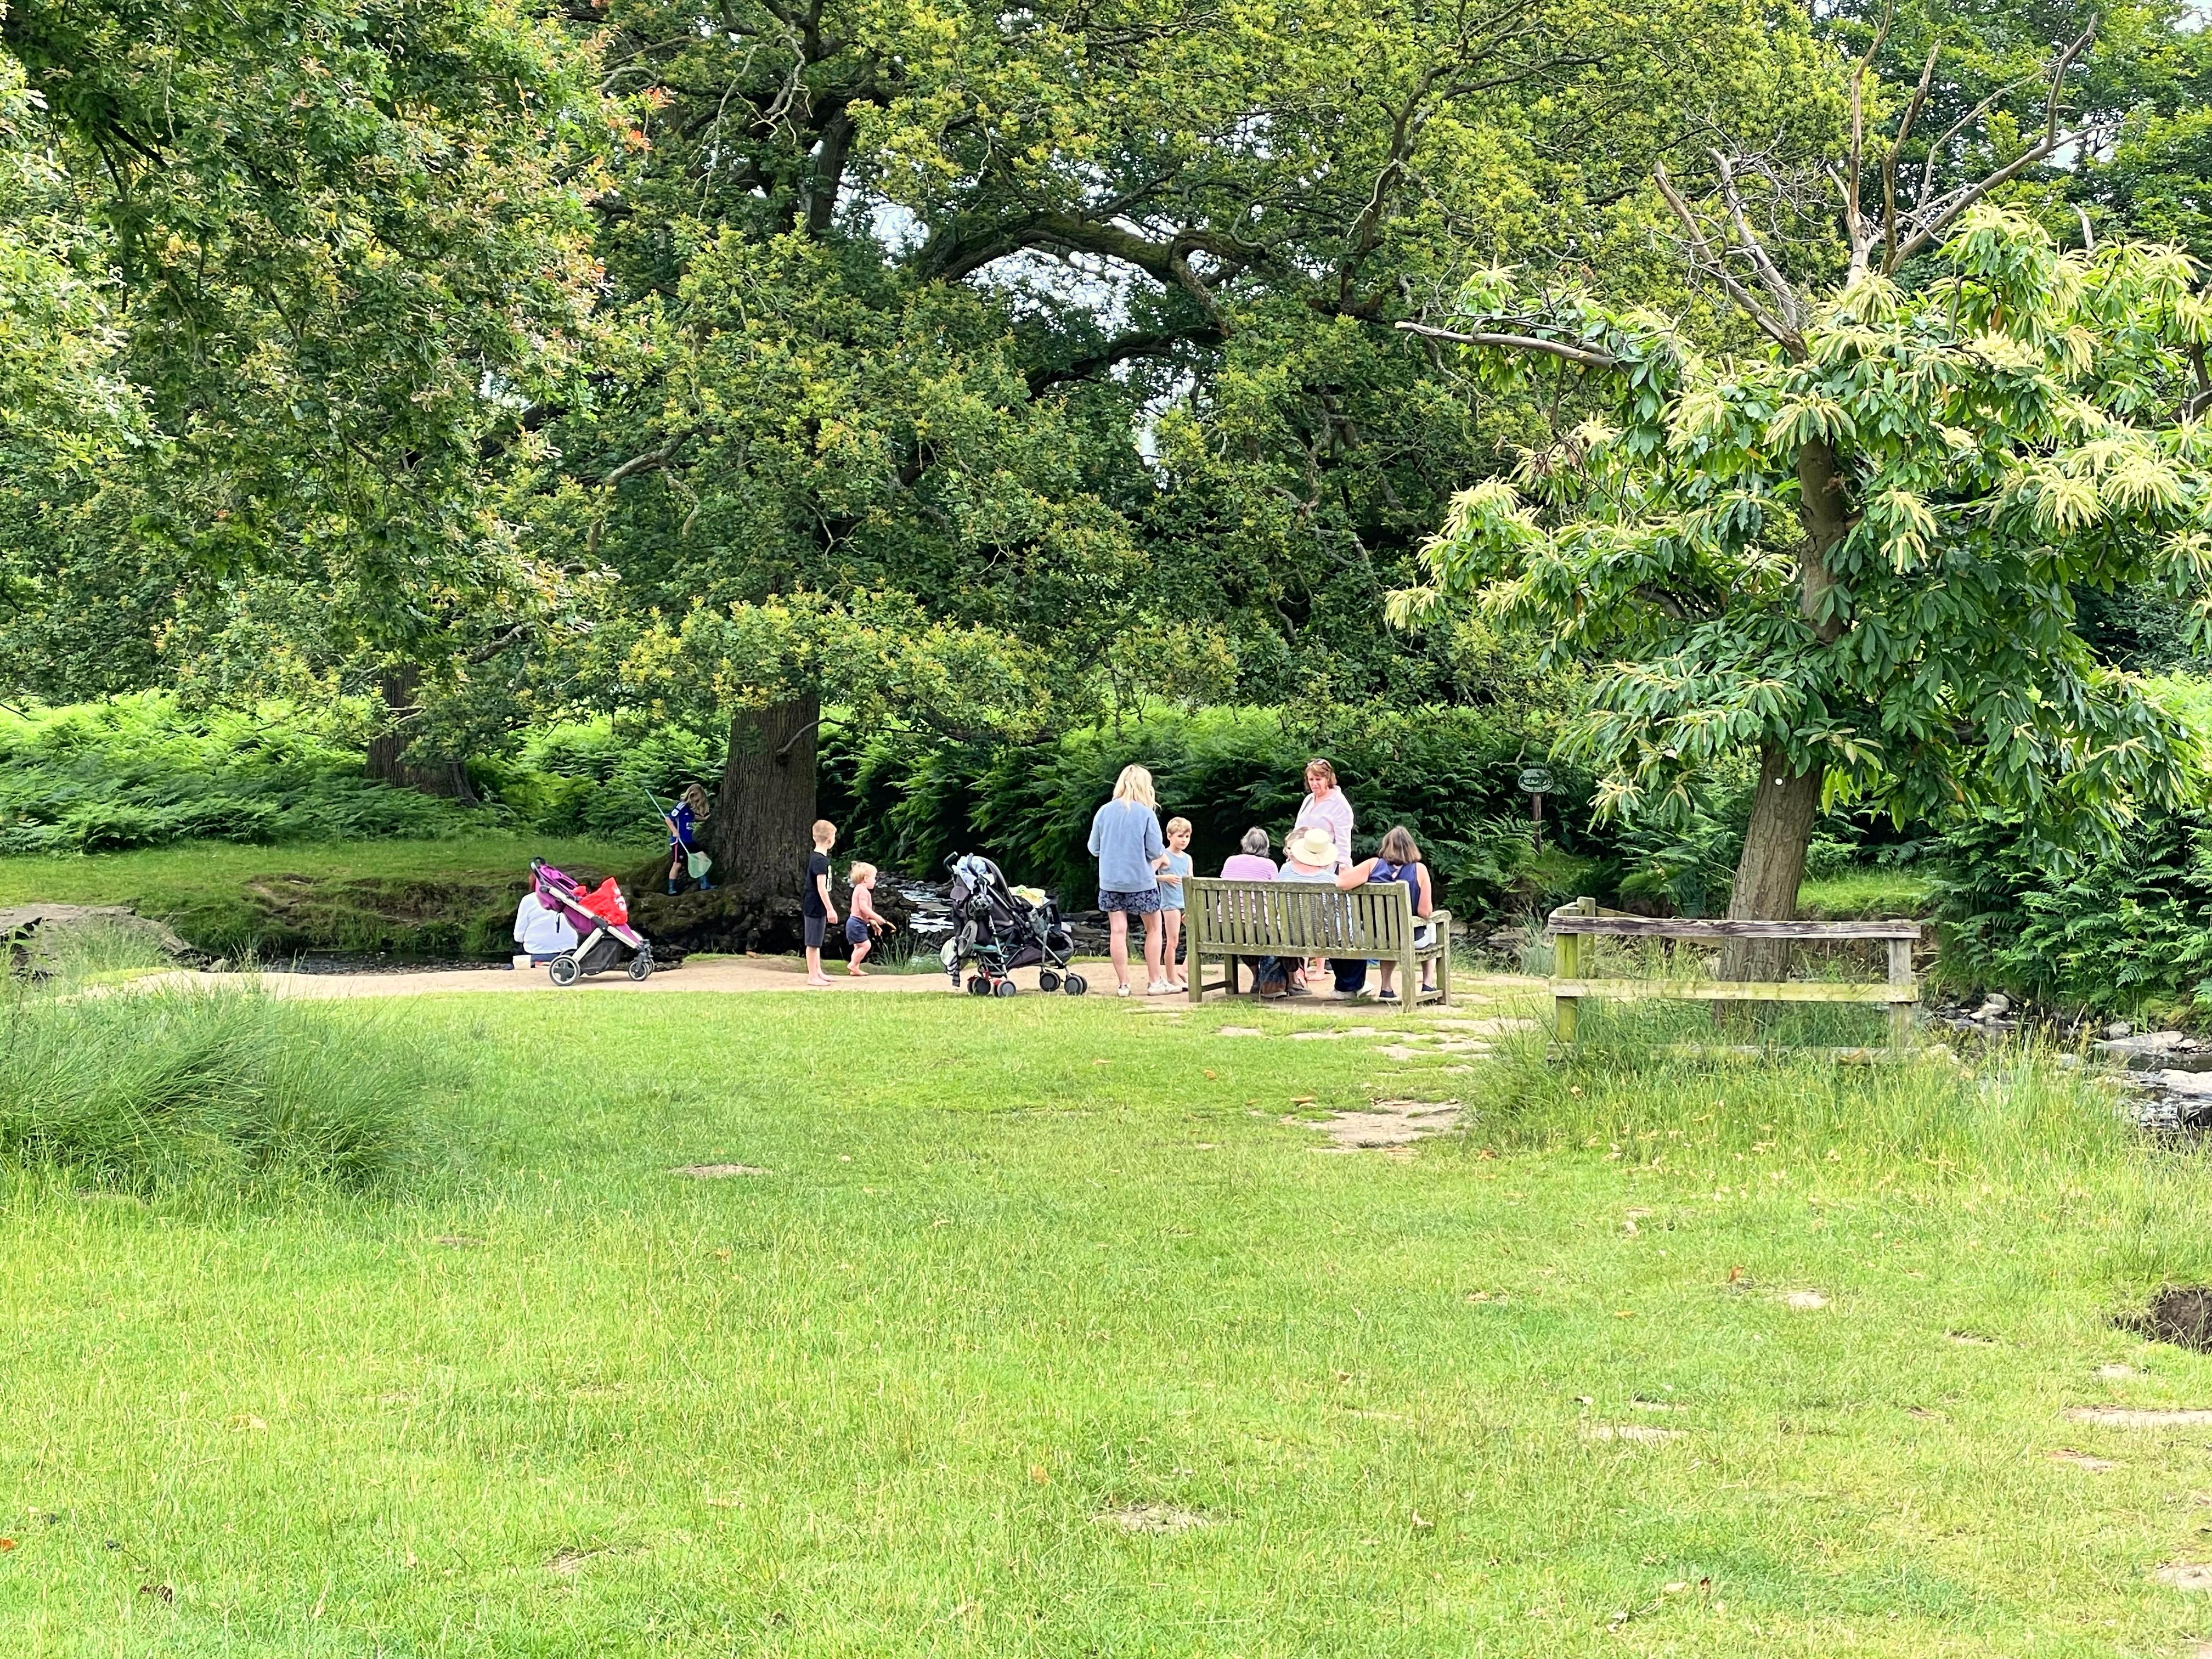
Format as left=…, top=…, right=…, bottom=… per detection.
left=1284, top=826, right=1339, bottom=866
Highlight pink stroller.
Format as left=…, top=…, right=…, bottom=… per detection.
left=532, top=859, right=655, bottom=985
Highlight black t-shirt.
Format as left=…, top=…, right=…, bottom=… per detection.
left=802, top=849, right=831, bottom=916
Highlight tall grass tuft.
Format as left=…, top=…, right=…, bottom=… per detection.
left=1472, top=998, right=2139, bottom=1186
left=0, top=988, right=433, bottom=1192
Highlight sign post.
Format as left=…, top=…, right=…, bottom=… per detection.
left=1517, top=764, right=1555, bottom=851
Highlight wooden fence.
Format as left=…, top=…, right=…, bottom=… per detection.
left=1547, top=898, right=1921, bottom=1047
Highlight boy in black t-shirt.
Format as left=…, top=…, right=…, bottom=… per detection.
left=803, top=819, right=839, bottom=986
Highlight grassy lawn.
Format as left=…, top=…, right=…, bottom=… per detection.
left=4, top=988, right=2211, bottom=1655
left=0, top=836, right=651, bottom=956
left=1797, top=866, right=1940, bottom=919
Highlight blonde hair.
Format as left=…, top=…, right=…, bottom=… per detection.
left=1305, top=758, right=1336, bottom=786
left=1111, top=764, right=1157, bottom=808
left=848, top=861, right=876, bottom=885
left=680, top=782, right=710, bottom=816
left=1164, top=816, right=1192, bottom=837
left=811, top=819, right=837, bottom=845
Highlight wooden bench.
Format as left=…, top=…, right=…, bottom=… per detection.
left=1183, top=877, right=1452, bottom=1007
left=1547, top=898, right=1921, bottom=1047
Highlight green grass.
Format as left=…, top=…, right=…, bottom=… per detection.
left=0, top=835, right=651, bottom=957
left=0, top=986, right=438, bottom=1194
left=1798, top=866, right=1939, bottom=919
left=3, top=987, right=2210, bottom=1655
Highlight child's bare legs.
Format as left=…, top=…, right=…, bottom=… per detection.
left=1108, top=909, right=1132, bottom=990
left=847, top=935, right=871, bottom=975
left=805, top=944, right=831, bottom=984
left=1142, top=911, right=1166, bottom=990
left=1163, top=909, right=1184, bottom=986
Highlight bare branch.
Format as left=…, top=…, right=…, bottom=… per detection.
left=1847, top=0, right=1896, bottom=243
left=1653, top=163, right=1802, bottom=357
left=1393, top=320, right=1622, bottom=371
left=1882, top=41, right=1942, bottom=267
left=1888, top=19, right=2097, bottom=269
left=1712, top=151, right=1802, bottom=330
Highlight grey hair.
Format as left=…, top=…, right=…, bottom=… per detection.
left=1240, top=827, right=1271, bottom=856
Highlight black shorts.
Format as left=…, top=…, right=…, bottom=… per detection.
left=804, top=913, right=826, bottom=949
left=845, top=916, right=870, bottom=945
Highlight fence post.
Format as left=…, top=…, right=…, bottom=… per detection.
left=1553, top=895, right=1593, bottom=1041
left=1887, top=936, right=1915, bottom=1049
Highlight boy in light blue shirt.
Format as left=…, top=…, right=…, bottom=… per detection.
left=1156, top=816, right=1194, bottom=990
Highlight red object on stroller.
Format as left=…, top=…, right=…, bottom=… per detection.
left=578, top=878, right=630, bottom=927
left=531, top=859, right=653, bottom=985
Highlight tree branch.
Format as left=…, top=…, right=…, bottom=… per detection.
left=1653, top=163, right=1802, bottom=357
left=1393, top=320, right=1622, bottom=371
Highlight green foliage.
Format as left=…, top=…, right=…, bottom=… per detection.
left=1929, top=673, right=2212, bottom=1012
left=1931, top=805, right=2212, bottom=1013
left=823, top=704, right=1609, bottom=921
left=0, top=696, right=475, bottom=854
left=0, top=989, right=431, bottom=1192
left=1405, top=211, right=2212, bottom=848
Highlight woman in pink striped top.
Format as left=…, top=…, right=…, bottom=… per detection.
left=1293, top=758, right=1354, bottom=868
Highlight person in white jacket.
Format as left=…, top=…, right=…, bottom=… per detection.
left=512, top=888, right=578, bottom=964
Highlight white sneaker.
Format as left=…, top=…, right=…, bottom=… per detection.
left=1117, top=984, right=1131, bottom=997
left=1146, top=980, right=1173, bottom=995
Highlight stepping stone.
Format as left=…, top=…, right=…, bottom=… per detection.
left=673, top=1164, right=769, bottom=1178
left=1583, top=1424, right=1684, bottom=1443
left=1374, top=1043, right=1430, bottom=1061
left=2066, top=1407, right=2212, bottom=1428
left=1290, top=1030, right=1347, bottom=1041
left=1217, top=1026, right=1265, bottom=1038
left=2047, top=1448, right=2118, bottom=1471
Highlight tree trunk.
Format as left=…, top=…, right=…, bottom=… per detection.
left=708, top=693, right=821, bottom=907
left=1719, top=747, right=1824, bottom=981
left=1711, top=438, right=1849, bottom=983
left=365, top=668, right=476, bottom=803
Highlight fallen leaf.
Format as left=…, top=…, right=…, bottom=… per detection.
left=1613, top=1308, right=1636, bottom=1319
left=1410, top=1510, right=1434, bottom=1531
left=0, top=1539, right=14, bottom=1551
left=1726, top=1266, right=1745, bottom=1283
left=1203, top=1069, right=1217, bottom=1079
left=228, top=1413, right=268, bottom=1431
left=1028, top=1464, right=1049, bottom=1485
left=1622, top=1219, right=1639, bottom=1235
left=1291, top=1096, right=1316, bottom=1105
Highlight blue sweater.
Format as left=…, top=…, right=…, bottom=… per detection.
left=1087, top=799, right=1164, bottom=893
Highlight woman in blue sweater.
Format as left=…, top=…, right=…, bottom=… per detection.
left=1087, top=764, right=1168, bottom=997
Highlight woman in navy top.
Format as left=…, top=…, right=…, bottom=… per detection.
left=1334, top=825, right=1435, bottom=1001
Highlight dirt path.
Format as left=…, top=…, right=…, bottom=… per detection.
left=141, top=957, right=1544, bottom=1008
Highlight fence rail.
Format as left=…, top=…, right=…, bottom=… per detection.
left=1546, top=898, right=1921, bottom=1048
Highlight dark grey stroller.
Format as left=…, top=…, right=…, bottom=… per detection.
left=940, top=853, right=1084, bottom=997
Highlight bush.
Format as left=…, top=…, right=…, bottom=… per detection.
left=1931, top=807, right=2212, bottom=1015
left=0, top=693, right=479, bottom=851
left=0, top=988, right=433, bottom=1192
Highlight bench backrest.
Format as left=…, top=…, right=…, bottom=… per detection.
left=1184, top=877, right=1413, bottom=954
